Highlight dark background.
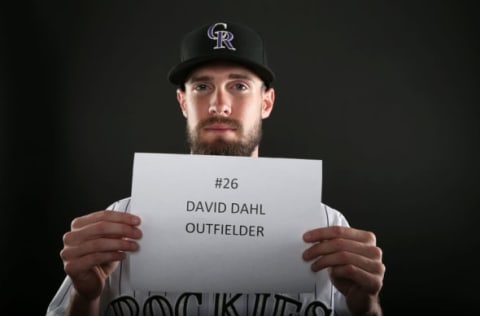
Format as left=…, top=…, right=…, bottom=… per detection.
left=1, top=1, right=478, bottom=315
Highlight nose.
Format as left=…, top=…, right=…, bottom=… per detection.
left=208, top=88, right=231, bottom=116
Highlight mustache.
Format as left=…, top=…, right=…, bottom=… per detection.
left=197, top=117, right=242, bottom=130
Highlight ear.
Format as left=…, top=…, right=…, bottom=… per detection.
left=261, top=87, right=275, bottom=119
left=176, top=89, right=188, bottom=118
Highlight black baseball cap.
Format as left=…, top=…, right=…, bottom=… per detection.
left=168, top=21, right=275, bottom=87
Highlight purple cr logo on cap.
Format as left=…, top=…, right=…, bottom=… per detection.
left=207, top=23, right=236, bottom=51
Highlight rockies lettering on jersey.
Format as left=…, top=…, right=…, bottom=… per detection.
left=105, top=292, right=332, bottom=316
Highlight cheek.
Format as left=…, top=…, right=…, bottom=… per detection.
left=237, top=111, right=260, bottom=131
left=184, top=103, right=201, bottom=119
left=185, top=97, right=209, bottom=116
left=184, top=106, right=205, bottom=129
left=240, top=101, right=263, bottom=120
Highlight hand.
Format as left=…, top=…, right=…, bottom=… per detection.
left=303, top=226, right=385, bottom=316
left=60, top=210, right=142, bottom=301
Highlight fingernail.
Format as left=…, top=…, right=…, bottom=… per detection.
left=303, top=231, right=311, bottom=241
left=131, top=216, right=141, bottom=225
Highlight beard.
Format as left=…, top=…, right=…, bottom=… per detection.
left=186, top=116, right=262, bottom=156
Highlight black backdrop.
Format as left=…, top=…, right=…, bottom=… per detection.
left=1, top=1, right=478, bottom=315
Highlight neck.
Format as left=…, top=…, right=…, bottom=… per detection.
left=250, top=146, right=259, bottom=157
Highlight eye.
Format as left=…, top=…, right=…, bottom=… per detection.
left=193, top=83, right=209, bottom=91
left=232, top=82, right=248, bottom=91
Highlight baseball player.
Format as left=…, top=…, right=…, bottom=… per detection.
left=46, top=21, right=385, bottom=316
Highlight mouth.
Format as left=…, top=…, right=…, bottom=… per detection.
left=203, top=123, right=237, bottom=133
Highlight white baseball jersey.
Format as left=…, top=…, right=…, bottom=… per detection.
left=46, top=197, right=351, bottom=316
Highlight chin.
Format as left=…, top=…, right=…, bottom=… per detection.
left=203, top=135, right=237, bottom=144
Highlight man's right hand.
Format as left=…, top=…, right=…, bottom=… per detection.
left=60, top=210, right=142, bottom=302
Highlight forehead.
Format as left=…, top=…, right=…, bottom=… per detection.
left=185, top=61, right=263, bottom=83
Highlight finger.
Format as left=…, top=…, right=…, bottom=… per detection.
left=303, top=226, right=376, bottom=245
left=329, top=263, right=385, bottom=294
left=63, top=221, right=142, bottom=246
left=63, top=251, right=126, bottom=277
left=309, top=250, right=383, bottom=275
left=303, top=238, right=382, bottom=261
left=71, top=210, right=141, bottom=230
left=60, top=238, right=139, bottom=261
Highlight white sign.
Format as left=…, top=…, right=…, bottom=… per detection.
left=129, top=153, right=326, bottom=293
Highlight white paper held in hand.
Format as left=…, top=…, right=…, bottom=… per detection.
left=129, top=152, right=326, bottom=293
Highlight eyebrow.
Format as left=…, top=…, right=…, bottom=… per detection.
left=188, top=73, right=255, bottom=83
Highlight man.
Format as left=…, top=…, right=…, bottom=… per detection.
left=47, top=21, right=385, bottom=316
